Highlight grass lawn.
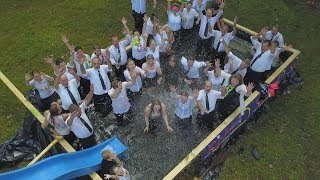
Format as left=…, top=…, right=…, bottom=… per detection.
left=0, top=0, right=319, bottom=178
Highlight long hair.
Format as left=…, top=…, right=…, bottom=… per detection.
left=229, top=74, right=243, bottom=87
left=150, top=99, right=162, bottom=114
left=48, top=103, right=60, bottom=126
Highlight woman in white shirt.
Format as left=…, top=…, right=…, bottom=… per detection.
left=143, top=35, right=161, bottom=62
left=154, top=24, right=171, bottom=54
left=218, top=74, right=254, bottom=121
left=181, top=1, right=200, bottom=43
left=25, top=70, right=60, bottom=111
left=123, top=59, right=145, bottom=100
left=143, top=99, right=173, bottom=133
left=167, top=1, right=182, bottom=41
left=142, top=54, right=163, bottom=93
left=204, top=59, right=231, bottom=91
left=41, top=102, right=76, bottom=144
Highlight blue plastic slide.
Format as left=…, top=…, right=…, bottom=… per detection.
left=0, top=137, right=128, bottom=180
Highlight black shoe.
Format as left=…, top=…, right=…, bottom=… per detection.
left=252, top=147, right=261, bottom=160
left=238, top=145, right=246, bottom=156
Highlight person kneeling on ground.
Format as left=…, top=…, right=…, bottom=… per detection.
left=66, top=84, right=97, bottom=149
left=143, top=99, right=173, bottom=133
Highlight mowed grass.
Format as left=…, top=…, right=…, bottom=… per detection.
left=0, top=0, right=319, bottom=178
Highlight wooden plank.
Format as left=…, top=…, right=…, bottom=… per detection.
left=27, top=139, right=60, bottom=166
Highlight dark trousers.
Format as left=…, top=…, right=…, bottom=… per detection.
left=132, top=10, right=145, bottom=34
left=112, top=65, right=126, bottom=81
left=41, top=92, right=60, bottom=111
left=78, top=77, right=91, bottom=99
left=196, top=37, right=213, bottom=60
left=63, top=131, right=77, bottom=145
left=93, top=93, right=112, bottom=117
left=181, top=28, right=193, bottom=44
left=244, top=68, right=264, bottom=86
left=79, top=134, right=97, bottom=149
left=197, top=110, right=218, bottom=129
left=114, top=108, right=133, bottom=126
left=133, top=57, right=146, bottom=68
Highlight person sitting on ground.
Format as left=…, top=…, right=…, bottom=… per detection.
left=211, top=16, right=237, bottom=66
left=221, top=38, right=251, bottom=78
left=163, top=55, right=184, bottom=91
left=217, top=74, right=254, bottom=120
left=53, top=66, right=81, bottom=113
left=66, top=84, right=97, bottom=149
left=196, top=80, right=227, bottom=128
left=108, top=71, right=137, bottom=125
left=142, top=54, right=163, bottom=93
left=264, top=24, right=284, bottom=48
left=203, top=59, right=231, bottom=91
left=25, top=70, right=60, bottom=111
left=121, top=17, right=146, bottom=68
left=143, top=99, right=173, bottom=133
left=105, top=164, right=131, bottom=180
left=41, top=102, right=76, bottom=145
left=169, top=85, right=198, bottom=123
left=91, top=44, right=108, bottom=64
left=181, top=54, right=209, bottom=90
left=100, top=150, right=122, bottom=179
left=123, top=59, right=145, bottom=101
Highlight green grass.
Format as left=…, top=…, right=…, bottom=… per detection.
left=0, top=0, right=319, bottom=178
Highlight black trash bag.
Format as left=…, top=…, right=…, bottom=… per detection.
left=277, top=68, right=303, bottom=95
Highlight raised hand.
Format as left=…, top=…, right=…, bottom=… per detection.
left=25, top=73, right=31, bottom=81
left=105, top=50, right=110, bottom=60
left=233, top=16, right=238, bottom=24
left=219, top=0, right=226, bottom=9
left=143, top=14, right=148, bottom=22
left=120, top=17, right=127, bottom=25
left=62, top=35, right=69, bottom=44
left=247, top=82, right=255, bottom=92
left=44, top=56, right=54, bottom=65
left=214, top=58, right=221, bottom=67
left=205, top=61, right=213, bottom=67
left=69, top=44, right=75, bottom=54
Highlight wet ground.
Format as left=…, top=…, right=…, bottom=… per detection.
left=86, top=31, right=252, bottom=179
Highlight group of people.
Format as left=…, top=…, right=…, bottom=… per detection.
left=23, top=0, right=289, bottom=179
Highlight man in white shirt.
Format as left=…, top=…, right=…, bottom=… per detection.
left=265, top=25, right=284, bottom=48
left=196, top=80, right=226, bottom=128
left=212, top=16, right=237, bottom=67
left=108, top=72, right=137, bottom=126
left=244, top=27, right=276, bottom=86
left=108, top=35, right=131, bottom=80
left=181, top=1, right=200, bottom=43
left=131, top=0, right=157, bottom=33
left=91, top=44, right=108, bottom=64
left=66, top=85, right=96, bottom=149
left=181, top=55, right=209, bottom=90
left=221, top=38, right=250, bottom=78
left=192, top=0, right=208, bottom=16
left=80, top=56, right=113, bottom=117
left=196, top=1, right=225, bottom=60
left=54, top=68, right=81, bottom=112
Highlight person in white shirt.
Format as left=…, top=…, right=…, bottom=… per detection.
left=212, top=16, right=237, bottom=66
left=196, top=1, right=225, bottom=59
left=46, top=56, right=75, bottom=82
left=143, top=99, right=173, bottom=133
left=66, top=84, right=96, bottom=149
left=192, top=0, right=208, bottom=16
left=181, top=55, right=208, bottom=90
left=170, top=85, right=197, bottom=122
left=154, top=24, right=171, bottom=54
left=181, top=1, right=200, bottom=43
left=53, top=67, right=81, bottom=112
left=167, top=1, right=182, bottom=41
left=91, top=44, right=108, bottom=64
left=131, top=0, right=157, bottom=33
left=123, top=59, right=145, bottom=101
left=41, top=102, right=76, bottom=145
left=196, top=80, right=226, bottom=128
left=80, top=57, right=113, bottom=117
left=217, top=74, right=254, bottom=121
left=143, top=36, right=161, bottom=62
left=244, top=26, right=276, bottom=86
left=108, top=71, right=137, bottom=126
left=204, top=59, right=231, bottom=91
left=142, top=54, right=163, bottom=93
left=108, top=35, right=131, bottom=80
left=221, top=38, right=250, bottom=78
left=121, top=17, right=146, bottom=68
left=62, top=35, right=92, bottom=99
left=265, top=24, right=284, bottom=48
left=25, top=70, right=60, bottom=111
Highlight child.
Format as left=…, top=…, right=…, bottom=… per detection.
left=100, top=150, right=122, bottom=178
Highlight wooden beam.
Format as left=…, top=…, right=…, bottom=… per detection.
left=28, top=139, right=60, bottom=166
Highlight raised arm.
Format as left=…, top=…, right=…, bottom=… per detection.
left=245, top=82, right=254, bottom=96
left=161, top=104, right=173, bottom=132
left=66, top=110, right=81, bottom=126
left=24, top=73, right=32, bottom=85
left=45, top=56, right=60, bottom=76
left=221, top=37, right=230, bottom=54
left=167, top=0, right=171, bottom=12
left=53, top=68, right=65, bottom=89
left=83, top=84, right=94, bottom=106
left=105, top=50, right=113, bottom=71
left=252, top=26, right=268, bottom=40
left=144, top=105, right=151, bottom=132
left=62, top=35, right=74, bottom=52
left=232, top=16, right=238, bottom=36
left=126, top=71, right=137, bottom=87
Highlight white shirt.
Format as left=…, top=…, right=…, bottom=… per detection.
left=172, top=93, right=195, bottom=119
left=46, top=113, right=70, bottom=135
left=146, top=17, right=154, bottom=35
left=109, top=35, right=131, bottom=66
left=224, top=51, right=247, bottom=78
left=181, top=56, right=207, bottom=79
left=73, top=53, right=91, bottom=77
left=142, top=61, right=160, bottom=78
left=197, top=89, right=223, bottom=113
left=29, top=78, right=55, bottom=99
left=124, top=67, right=145, bottom=92
left=66, top=102, right=93, bottom=139
left=154, top=32, right=169, bottom=53
left=131, top=0, right=146, bottom=13
left=212, top=31, right=234, bottom=52
left=91, top=49, right=107, bottom=64
left=207, top=70, right=231, bottom=91
left=266, top=31, right=284, bottom=48
left=182, top=8, right=199, bottom=29
left=108, top=82, right=131, bottom=114
left=250, top=37, right=275, bottom=72
left=85, top=65, right=112, bottom=95
left=146, top=46, right=160, bottom=62
left=167, top=11, right=182, bottom=32
left=192, top=0, right=208, bottom=15
left=55, top=79, right=81, bottom=110
left=199, top=10, right=223, bottom=39
left=53, top=68, right=75, bottom=81
left=131, top=36, right=146, bottom=60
